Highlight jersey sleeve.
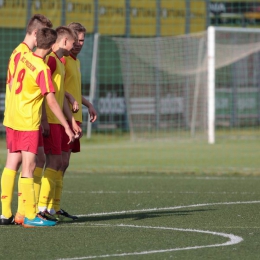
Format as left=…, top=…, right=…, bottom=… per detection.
left=36, top=69, right=55, bottom=95
left=60, top=56, right=66, bottom=64
left=46, top=56, right=57, bottom=75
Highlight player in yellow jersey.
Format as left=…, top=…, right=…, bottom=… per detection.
left=58, top=22, right=97, bottom=219
left=38, top=26, right=81, bottom=222
left=3, top=28, right=76, bottom=228
left=0, top=14, right=53, bottom=225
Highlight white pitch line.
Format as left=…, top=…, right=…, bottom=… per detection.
left=62, top=190, right=256, bottom=195
left=76, top=200, right=260, bottom=217
left=57, top=224, right=243, bottom=260
left=57, top=201, right=260, bottom=259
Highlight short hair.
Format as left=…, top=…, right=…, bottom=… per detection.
left=55, top=26, right=77, bottom=42
left=67, top=22, right=87, bottom=35
left=36, top=28, right=57, bottom=50
left=26, top=14, right=53, bottom=34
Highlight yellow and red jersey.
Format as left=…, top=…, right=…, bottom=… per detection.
left=45, top=52, right=65, bottom=124
left=5, top=42, right=31, bottom=109
left=4, top=52, right=55, bottom=131
left=63, top=54, right=82, bottom=123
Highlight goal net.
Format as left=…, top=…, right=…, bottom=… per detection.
left=112, top=26, right=260, bottom=142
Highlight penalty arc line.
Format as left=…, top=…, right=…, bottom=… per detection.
left=57, top=224, right=242, bottom=260
left=56, top=200, right=259, bottom=260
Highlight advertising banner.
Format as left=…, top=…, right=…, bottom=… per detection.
left=190, top=1, right=207, bottom=32
left=98, top=0, right=125, bottom=35
left=66, top=0, right=94, bottom=32
left=130, top=0, right=156, bottom=36
left=30, top=0, right=62, bottom=27
left=0, top=0, right=27, bottom=28
left=216, top=88, right=259, bottom=124
left=161, top=1, right=186, bottom=36
left=210, top=1, right=260, bottom=27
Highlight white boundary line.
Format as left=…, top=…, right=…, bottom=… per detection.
left=57, top=200, right=260, bottom=260
left=58, top=224, right=242, bottom=260
left=63, top=190, right=256, bottom=194
left=77, top=200, right=260, bottom=217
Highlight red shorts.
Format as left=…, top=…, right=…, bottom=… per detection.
left=43, top=124, right=62, bottom=155
left=6, top=127, right=40, bottom=154
left=61, top=121, right=81, bottom=153
left=5, top=127, right=13, bottom=149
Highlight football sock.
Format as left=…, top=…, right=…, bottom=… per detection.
left=20, top=177, right=36, bottom=220
left=17, top=173, right=25, bottom=216
left=1, top=168, right=16, bottom=218
left=33, top=167, right=43, bottom=208
left=54, top=170, right=63, bottom=212
left=38, top=168, right=57, bottom=212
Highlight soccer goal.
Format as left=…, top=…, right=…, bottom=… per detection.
left=109, top=26, right=260, bottom=143
left=207, top=26, right=260, bottom=144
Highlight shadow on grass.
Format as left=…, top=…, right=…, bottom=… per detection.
left=75, top=208, right=215, bottom=222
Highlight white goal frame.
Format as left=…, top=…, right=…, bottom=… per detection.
left=207, top=26, right=260, bottom=144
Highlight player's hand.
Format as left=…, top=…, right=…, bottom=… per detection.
left=41, top=121, right=50, bottom=137
left=72, top=121, right=82, bottom=139
left=66, top=92, right=79, bottom=113
left=88, top=105, right=97, bottom=123
left=65, top=127, right=75, bottom=144
left=72, top=100, right=79, bottom=113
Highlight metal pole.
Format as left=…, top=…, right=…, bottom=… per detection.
left=207, top=26, right=216, bottom=144
left=26, top=0, right=32, bottom=26
left=155, top=0, right=161, bottom=131
left=61, top=0, right=66, bottom=25
left=185, top=0, right=190, bottom=34
left=94, top=0, right=99, bottom=33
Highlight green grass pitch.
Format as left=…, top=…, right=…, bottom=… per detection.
left=0, top=136, right=260, bottom=259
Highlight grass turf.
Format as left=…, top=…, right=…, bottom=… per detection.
left=0, top=173, right=260, bottom=259
left=0, top=136, right=260, bottom=259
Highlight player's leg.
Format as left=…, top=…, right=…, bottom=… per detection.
left=0, top=128, right=22, bottom=225
left=0, top=150, right=22, bottom=225
left=55, top=123, right=78, bottom=220
left=38, top=154, right=61, bottom=216
left=38, top=124, right=71, bottom=221
left=14, top=132, right=46, bottom=225
left=34, top=140, right=46, bottom=208
left=16, top=130, right=56, bottom=227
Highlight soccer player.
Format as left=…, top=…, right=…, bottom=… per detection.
left=38, top=26, right=81, bottom=221
left=0, top=14, right=53, bottom=225
left=2, top=27, right=76, bottom=227
left=58, top=22, right=97, bottom=219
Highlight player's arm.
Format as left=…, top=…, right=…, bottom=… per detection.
left=41, top=98, right=50, bottom=137
left=82, top=95, right=97, bottom=123
left=63, top=96, right=82, bottom=138
left=45, top=92, right=75, bottom=144
left=65, top=91, right=79, bottom=113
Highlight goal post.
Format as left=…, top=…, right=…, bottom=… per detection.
left=207, top=26, right=260, bottom=144
left=87, top=33, right=99, bottom=139
left=207, top=26, right=216, bottom=144
left=105, top=27, right=260, bottom=143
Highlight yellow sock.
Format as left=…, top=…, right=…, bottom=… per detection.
left=17, top=173, right=25, bottom=216
left=20, top=177, right=36, bottom=220
left=54, top=170, right=63, bottom=212
left=1, top=168, right=17, bottom=218
left=33, top=167, right=43, bottom=208
left=38, top=168, right=57, bottom=212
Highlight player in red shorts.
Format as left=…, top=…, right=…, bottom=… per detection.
left=58, top=22, right=97, bottom=219
left=38, top=26, right=81, bottom=222
left=0, top=14, right=53, bottom=225
left=2, top=28, right=76, bottom=227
